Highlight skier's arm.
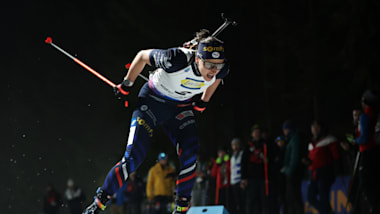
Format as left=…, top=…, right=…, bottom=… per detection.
left=201, top=79, right=221, bottom=102
left=124, top=49, right=152, bottom=83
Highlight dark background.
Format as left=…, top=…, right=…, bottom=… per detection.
left=2, top=0, right=380, bottom=213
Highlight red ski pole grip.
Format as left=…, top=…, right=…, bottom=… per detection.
left=45, top=37, right=53, bottom=44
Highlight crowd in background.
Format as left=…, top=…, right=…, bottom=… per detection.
left=42, top=179, right=86, bottom=214
left=42, top=90, right=380, bottom=214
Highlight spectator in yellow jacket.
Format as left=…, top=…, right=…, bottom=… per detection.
left=146, top=152, right=176, bottom=214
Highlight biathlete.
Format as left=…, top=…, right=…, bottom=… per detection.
left=83, top=30, right=230, bottom=214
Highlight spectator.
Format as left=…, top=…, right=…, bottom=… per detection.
left=261, top=127, right=280, bottom=214
left=353, top=90, right=380, bottom=213
left=210, top=146, right=231, bottom=209
left=241, top=124, right=268, bottom=214
left=281, top=120, right=304, bottom=214
left=303, top=121, right=339, bottom=214
left=341, top=109, right=362, bottom=152
left=109, top=172, right=144, bottom=214
left=124, top=172, right=144, bottom=214
left=205, top=155, right=217, bottom=205
left=64, top=178, right=86, bottom=214
left=274, top=136, right=287, bottom=214
left=229, top=138, right=244, bottom=214
left=43, top=183, right=62, bottom=214
left=341, top=108, right=363, bottom=213
left=191, top=153, right=210, bottom=206
left=146, top=152, right=176, bottom=214
left=109, top=185, right=126, bottom=214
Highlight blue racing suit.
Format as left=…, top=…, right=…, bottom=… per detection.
left=102, top=47, right=229, bottom=198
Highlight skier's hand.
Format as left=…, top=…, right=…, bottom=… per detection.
left=114, top=79, right=133, bottom=107
left=193, top=100, right=208, bottom=113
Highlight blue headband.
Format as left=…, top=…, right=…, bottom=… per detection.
left=197, top=40, right=225, bottom=60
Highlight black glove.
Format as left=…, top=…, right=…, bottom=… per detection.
left=114, top=79, right=133, bottom=107
left=193, top=100, right=208, bottom=113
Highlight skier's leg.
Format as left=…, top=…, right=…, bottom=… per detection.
left=163, top=109, right=199, bottom=213
left=84, top=100, right=158, bottom=214
left=102, top=109, right=155, bottom=194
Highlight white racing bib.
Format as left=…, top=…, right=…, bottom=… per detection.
left=149, top=65, right=215, bottom=101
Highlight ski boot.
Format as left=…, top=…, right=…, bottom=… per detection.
left=173, top=196, right=191, bottom=214
left=82, top=187, right=110, bottom=214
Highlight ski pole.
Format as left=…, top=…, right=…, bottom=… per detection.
left=212, top=13, right=238, bottom=37
left=124, top=63, right=149, bottom=82
left=44, top=37, right=116, bottom=88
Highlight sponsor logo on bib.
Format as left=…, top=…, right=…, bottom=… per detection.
left=180, top=78, right=205, bottom=89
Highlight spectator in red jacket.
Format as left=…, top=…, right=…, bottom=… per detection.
left=43, top=184, right=62, bottom=214
left=211, top=146, right=231, bottom=209
left=241, top=124, right=268, bottom=214
left=303, top=120, right=340, bottom=214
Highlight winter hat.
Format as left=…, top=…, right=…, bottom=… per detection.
left=158, top=152, right=167, bottom=161
left=197, top=37, right=225, bottom=60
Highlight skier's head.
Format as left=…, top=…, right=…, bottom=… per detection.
left=195, top=36, right=225, bottom=81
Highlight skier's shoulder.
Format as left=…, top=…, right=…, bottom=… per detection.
left=149, top=47, right=195, bottom=72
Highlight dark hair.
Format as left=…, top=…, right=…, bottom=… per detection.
left=198, top=36, right=224, bottom=45
left=194, top=29, right=210, bottom=42
left=183, top=29, right=210, bottom=49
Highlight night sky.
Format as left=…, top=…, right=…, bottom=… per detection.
left=2, top=0, right=380, bottom=213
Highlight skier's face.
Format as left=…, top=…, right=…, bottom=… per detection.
left=196, top=57, right=224, bottom=81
